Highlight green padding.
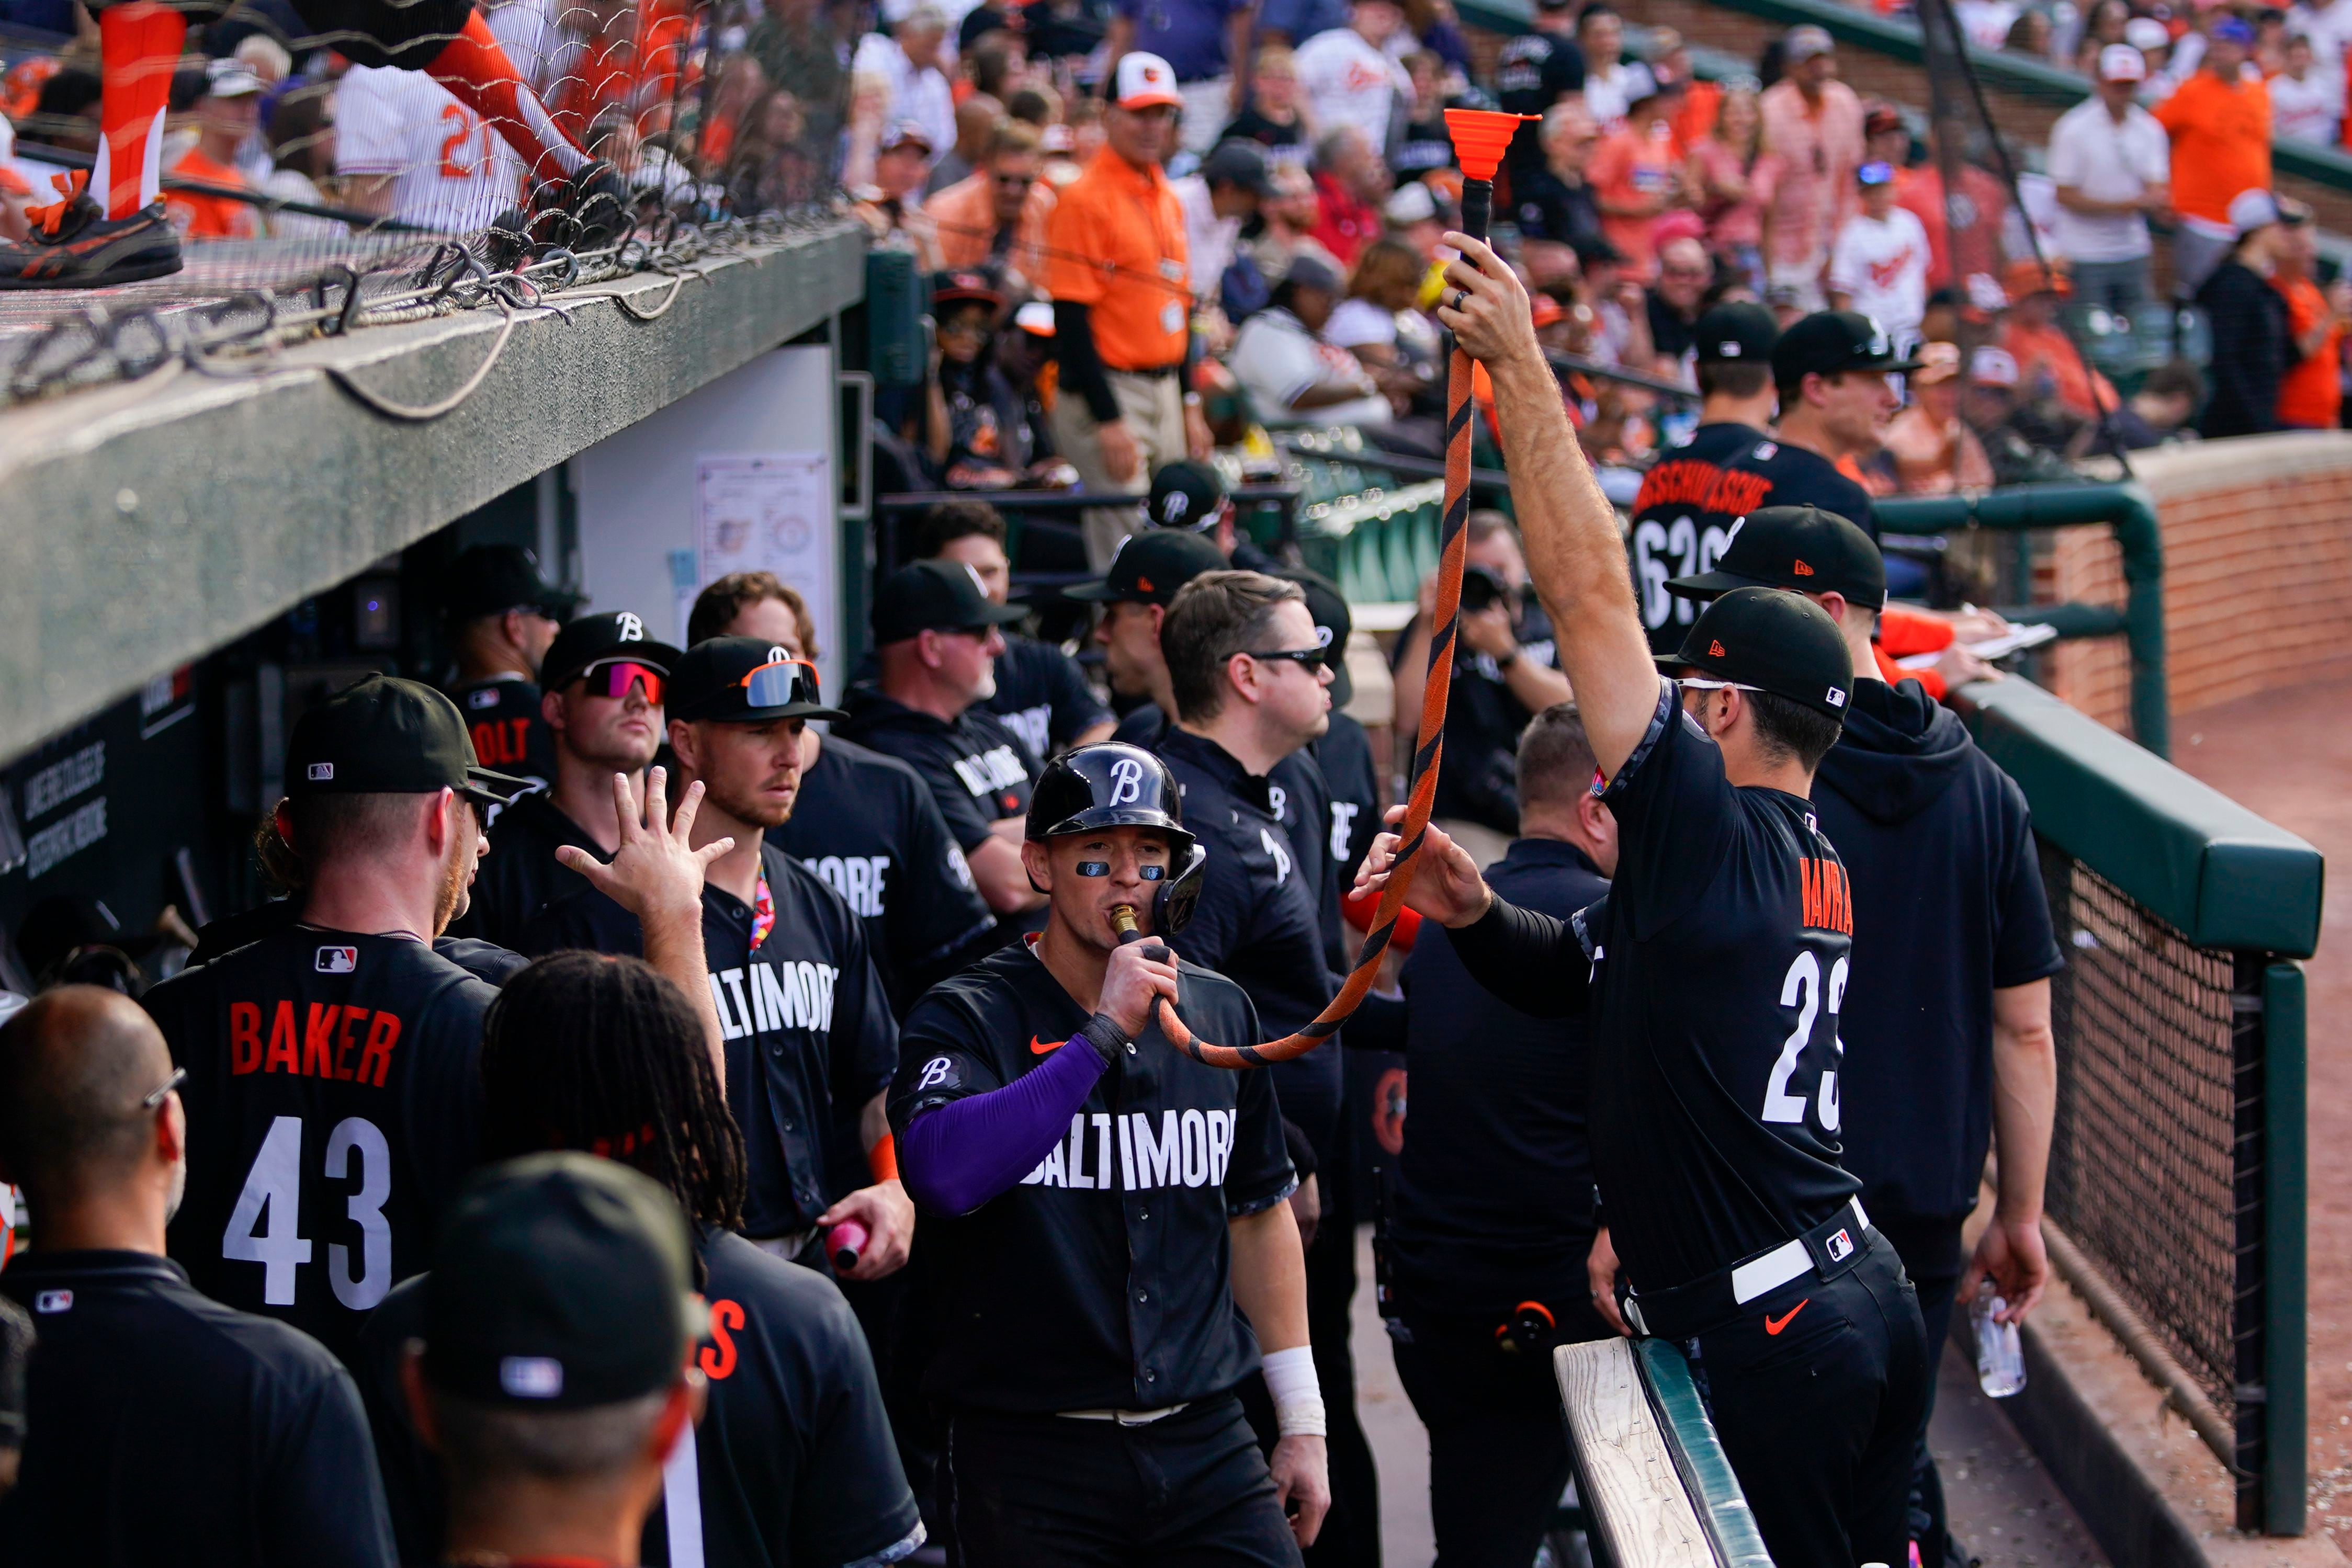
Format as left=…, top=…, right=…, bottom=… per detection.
left=1953, top=679, right=2323, bottom=956
left=1634, top=1338, right=1776, bottom=1567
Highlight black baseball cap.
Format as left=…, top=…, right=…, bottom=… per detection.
left=1772, top=310, right=1921, bottom=386
left=667, top=636, right=849, bottom=723
left=1148, top=459, right=1229, bottom=531
left=1065, top=529, right=1229, bottom=605
left=442, top=544, right=581, bottom=621
left=1283, top=569, right=1355, bottom=708
left=872, top=559, right=1027, bottom=643
left=1200, top=138, right=1272, bottom=196
left=1695, top=301, right=1779, bottom=366
left=422, top=1154, right=702, bottom=1412
left=1666, top=505, right=1885, bottom=610
left=1660, top=587, right=1855, bottom=720
left=287, top=675, right=530, bottom=804
left=540, top=611, right=684, bottom=695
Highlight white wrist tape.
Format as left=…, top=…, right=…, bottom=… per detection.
left=1262, top=1345, right=1326, bottom=1437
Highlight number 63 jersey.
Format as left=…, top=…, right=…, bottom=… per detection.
left=1585, top=682, right=1861, bottom=1296
left=145, top=929, right=495, bottom=1367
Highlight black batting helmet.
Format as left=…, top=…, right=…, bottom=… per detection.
left=1026, top=743, right=1206, bottom=933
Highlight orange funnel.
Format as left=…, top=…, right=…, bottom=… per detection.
left=1444, top=108, right=1537, bottom=182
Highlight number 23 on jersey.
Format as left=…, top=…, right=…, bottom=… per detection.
left=1763, top=855, right=1855, bottom=1133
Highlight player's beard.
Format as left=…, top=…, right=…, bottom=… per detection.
left=707, top=769, right=795, bottom=832
left=432, top=832, right=471, bottom=934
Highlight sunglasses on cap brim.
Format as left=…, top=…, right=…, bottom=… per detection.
left=580, top=659, right=666, bottom=702
left=742, top=657, right=825, bottom=709
left=1680, top=676, right=1765, bottom=693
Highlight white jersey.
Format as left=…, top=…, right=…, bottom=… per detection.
left=1828, top=208, right=1930, bottom=346
left=334, top=66, right=525, bottom=233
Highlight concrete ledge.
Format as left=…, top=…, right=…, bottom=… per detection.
left=0, top=217, right=865, bottom=760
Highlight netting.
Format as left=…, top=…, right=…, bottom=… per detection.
left=2038, top=840, right=2241, bottom=1421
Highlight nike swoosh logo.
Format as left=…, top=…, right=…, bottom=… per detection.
left=1764, top=1299, right=1809, bottom=1336
left=1029, top=1036, right=1061, bottom=1054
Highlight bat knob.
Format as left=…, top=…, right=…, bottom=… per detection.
left=828, top=1220, right=868, bottom=1271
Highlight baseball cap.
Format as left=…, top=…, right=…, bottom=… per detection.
left=1665, top=504, right=1886, bottom=610
left=1149, top=459, right=1228, bottom=530
left=205, top=58, right=265, bottom=97
left=1696, top=301, right=1779, bottom=363
left=872, top=558, right=1027, bottom=642
left=880, top=119, right=933, bottom=154
left=1863, top=102, right=1904, bottom=137
left=1386, top=179, right=1438, bottom=224
left=2097, top=41, right=2147, bottom=79
left=1284, top=249, right=1344, bottom=294
left=932, top=268, right=1003, bottom=309
left=2228, top=186, right=2282, bottom=236
left=1282, top=569, right=1355, bottom=707
left=666, top=636, right=849, bottom=723
left=1200, top=138, right=1272, bottom=196
left=1969, top=345, right=2020, bottom=387
left=2124, top=15, right=2169, bottom=48
left=286, top=674, right=530, bottom=804
left=443, top=543, right=580, bottom=620
left=1772, top=310, right=1921, bottom=385
left=1856, top=160, right=1896, bottom=187
left=1014, top=300, right=1055, bottom=336
left=1113, top=51, right=1182, bottom=109
left=1784, top=23, right=1835, bottom=60
left=1910, top=339, right=1962, bottom=385
left=1065, top=528, right=1229, bottom=604
left=540, top=611, right=682, bottom=696
left=422, top=1154, right=702, bottom=1411
left=2211, top=15, right=2256, bottom=44
left=1663, top=587, right=1855, bottom=720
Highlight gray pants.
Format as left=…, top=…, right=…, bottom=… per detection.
left=2171, top=226, right=2235, bottom=299
left=1047, top=368, right=1188, bottom=570
left=2070, top=255, right=2152, bottom=321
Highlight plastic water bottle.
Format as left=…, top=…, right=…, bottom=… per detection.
left=1971, top=1278, right=2027, bottom=1397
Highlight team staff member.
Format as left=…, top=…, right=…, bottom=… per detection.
left=692, top=575, right=999, bottom=1009
left=529, top=640, right=911, bottom=1277
left=144, top=676, right=721, bottom=1366
left=1046, top=51, right=1211, bottom=571
left=451, top=609, right=680, bottom=949
left=1076, top=528, right=1237, bottom=745
left=358, top=955, right=923, bottom=1568
left=1286, top=572, right=1382, bottom=886
left=918, top=502, right=1116, bottom=759
left=1661, top=505, right=2061, bottom=1556
left=1361, top=238, right=1928, bottom=1566
left=440, top=544, right=579, bottom=795
left=839, top=562, right=1044, bottom=926
left=0, top=986, right=398, bottom=1567
left=889, top=744, right=1328, bottom=1564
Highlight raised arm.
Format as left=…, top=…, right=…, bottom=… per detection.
left=1434, top=233, right=1660, bottom=778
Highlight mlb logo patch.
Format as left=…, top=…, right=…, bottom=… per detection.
left=33, top=1290, right=72, bottom=1314
left=1825, top=1228, right=1854, bottom=1263
left=307, top=762, right=335, bottom=781
left=315, top=946, right=359, bottom=974
left=501, top=1356, right=564, bottom=1398
left=468, top=688, right=500, bottom=709
left=1826, top=687, right=1848, bottom=708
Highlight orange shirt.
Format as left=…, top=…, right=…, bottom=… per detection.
left=2152, top=72, right=2272, bottom=225
left=2002, top=317, right=2117, bottom=419
left=928, top=171, right=1056, bottom=283
left=1588, top=123, right=1679, bottom=276
left=2274, top=274, right=2343, bottom=428
left=1671, top=79, right=1722, bottom=151
left=1044, top=148, right=1190, bottom=371
left=162, top=147, right=257, bottom=240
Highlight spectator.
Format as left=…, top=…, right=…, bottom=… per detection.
left=1829, top=161, right=1931, bottom=348
left=1247, top=160, right=1324, bottom=283
left=1223, top=42, right=1315, bottom=171
left=1394, top=48, right=1458, bottom=181
left=1328, top=233, right=1440, bottom=418
left=852, top=121, right=944, bottom=271
left=925, top=92, right=1005, bottom=195
left=1659, top=32, right=1718, bottom=145
left=1260, top=0, right=1350, bottom=43
left=1578, top=3, right=1641, bottom=128
left=1107, top=0, right=1259, bottom=154
left=929, top=120, right=1055, bottom=287
left=1581, top=234, right=1655, bottom=369
left=1310, top=123, right=1388, bottom=265
left=1493, top=0, right=1587, bottom=185
left=1894, top=122, right=2007, bottom=300
left=1687, top=83, right=1779, bottom=290
left=1513, top=100, right=1604, bottom=276
left=1759, top=25, right=1865, bottom=309
left=748, top=0, right=852, bottom=153
left=1228, top=248, right=1395, bottom=427
left=1587, top=74, right=1685, bottom=277
left=1999, top=258, right=2114, bottom=423
left=1646, top=233, right=1712, bottom=362
left=258, top=82, right=344, bottom=240
left=1873, top=342, right=1996, bottom=494
left=2269, top=201, right=2348, bottom=428
left=1957, top=0, right=2020, bottom=50
left=1177, top=138, right=1271, bottom=302
left=1863, top=100, right=1909, bottom=169
left=2272, top=31, right=2339, bottom=141
left=924, top=271, right=1040, bottom=488
left=852, top=4, right=957, bottom=164
left=2096, top=358, right=2208, bottom=448
left=1296, top=0, right=1412, bottom=156
left=2003, top=8, right=2053, bottom=59
left=2296, top=0, right=2352, bottom=118
left=2049, top=44, right=2170, bottom=321
left=165, top=61, right=262, bottom=239
left=2155, top=15, right=2271, bottom=296
left=965, top=34, right=1028, bottom=103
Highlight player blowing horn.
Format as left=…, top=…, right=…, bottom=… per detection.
left=888, top=742, right=1331, bottom=1565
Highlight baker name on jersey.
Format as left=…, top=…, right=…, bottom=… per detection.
left=810, top=856, right=891, bottom=917
left=1020, top=1108, right=1239, bottom=1191
left=709, top=960, right=841, bottom=1041
left=228, top=1001, right=402, bottom=1086
left=951, top=745, right=1030, bottom=797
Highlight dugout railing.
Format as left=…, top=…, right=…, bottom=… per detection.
left=1954, top=675, right=2320, bottom=1536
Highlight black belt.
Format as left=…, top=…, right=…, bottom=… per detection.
left=1108, top=363, right=1184, bottom=380
left=1619, top=1196, right=1878, bottom=1342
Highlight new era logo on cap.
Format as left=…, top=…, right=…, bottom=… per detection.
left=1792, top=560, right=1814, bottom=576
left=1710, top=640, right=1726, bottom=657
left=308, top=763, right=334, bottom=781
left=501, top=1356, right=565, bottom=1398
left=315, top=946, right=358, bottom=974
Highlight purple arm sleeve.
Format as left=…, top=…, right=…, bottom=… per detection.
left=900, top=1029, right=1114, bottom=1216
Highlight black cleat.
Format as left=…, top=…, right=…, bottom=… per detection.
left=0, top=194, right=182, bottom=290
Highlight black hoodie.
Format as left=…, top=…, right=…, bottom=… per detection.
left=1811, top=678, right=2063, bottom=1226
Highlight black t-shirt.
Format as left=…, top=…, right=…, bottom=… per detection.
left=1116, top=704, right=1341, bottom=927
left=1494, top=31, right=1585, bottom=184
left=1394, top=115, right=1456, bottom=179
left=835, top=687, right=1041, bottom=855
left=1314, top=711, right=1382, bottom=887
left=1646, top=292, right=1701, bottom=364
left=770, top=734, right=999, bottom=1011
left=889, top=939, right=1296, bottom=1412
left=0, top=1251, right=397, bottom=1568
left=1220, top=106, right=1309, bottom=170
left=1390, top=838, right=1609, bottom=1322
left=1812, top=679, right=2063, bottom=1225
left=1388, top=595, right=1562, bottom=837
left=444, top=790, right=597, bottom=950
left=1628, top=425, right=1881, bottom=655
left=988, top=633, right=1113, bottom=762
left=1508, top=167, right=1602, bottom=249
left=524, top=845, right=899, bottom=1239
left=357, top=1229, right=922, bottom=1568
left=144, top=929, right=494, bottom=1366
left=447, top=676, right=553, bottom=798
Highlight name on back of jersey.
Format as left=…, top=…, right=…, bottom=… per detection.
left=1799, top=857, right=1855, bottom=935
left=710, top=960, right=839, bottom=1040
left=1020, top=1109, right=1239, bottom=1191
left=229, top=1001, right=403, bottom=1085
left=952, top=745, right=1030, bottom=797
left=1633, top=458, right=1772, bottom=517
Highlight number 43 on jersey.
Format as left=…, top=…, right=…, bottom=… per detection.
left=222, top=1115, right=391, bottom=1310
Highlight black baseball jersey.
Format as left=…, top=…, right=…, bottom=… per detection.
left=444, top=790, right=597, bottom=950
left=525, top=844, right=899, bottom=1239
left=987, top=633, right=1113, bottom=762
left=1630, top=425, right=1881, bottom=654
left=1315, top=710, right=1382, bottom=887
left=358, top=1229, right=922, bottom=1568
left=889, top=940, right=1296, bottom=1412
left=447, top=675, right=553, bottom=796
left=1494, top=31, right=1585, bottom=183
left=1115, top=703, right=1342, bottom=915
left=190, top=901, right=529, bottom=988
left=836, top=687, right=1041, bottom=854
left=770, top=734, right=999, bottom=1010
left=144, top=929, right=493, bottom=1366
left=0, top=1251, right=398, bottom=1568
left=1388, top=598, right=1562, bottom=837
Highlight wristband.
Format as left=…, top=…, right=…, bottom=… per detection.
left=1262, top=1345, right=1326, bottom=1437
left=1076, top=1012, right=1130, bottom=1067
left=868, top=1134, right=899, bottom=1185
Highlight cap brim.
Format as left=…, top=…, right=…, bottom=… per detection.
left=975, top=601, right=1030, bottom=623
left=1865, top=353, right=1925, bottom=373
left=1664, top=568, right=1773, bottom=599
left=731, top=702, right=850, bottom=723
left=1061, top=580, right=1124, bottom=601
left=1118, top=91, right=1183, bottom=109
left=462, top=767, right=537, bottom=805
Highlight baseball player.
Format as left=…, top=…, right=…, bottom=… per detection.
left=1285, top=571, right=1383, bottom=886
left=889, top=742, right=1329, bottom=1565
left=142, top=675, right=719, bottom=1366
left=440, top=544, right=579, bottom=798
left=526, top=640, right=911, bottom=1277
left=1358, top=237, right=1930, bottom=1566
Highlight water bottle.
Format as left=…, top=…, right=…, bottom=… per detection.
left=1971, top=1277, right=2027, bottom=1397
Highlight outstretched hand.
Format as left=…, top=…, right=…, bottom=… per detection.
left=1432, top=232, right=1542, bottom=371
left=555, top=766, right=732, bottom=927
left=1351, top=804, right=1492, bottom=928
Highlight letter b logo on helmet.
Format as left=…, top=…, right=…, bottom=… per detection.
left=617, top=612, right=644, bottom=641
left=1109, top=757, right=1145, bottom=805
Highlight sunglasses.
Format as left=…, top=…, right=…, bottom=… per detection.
left=741, top=657, right=823, bottom=709
left=1247, top=646, right=1330, bottom=669
left=580, top=659, right=665, bottom=702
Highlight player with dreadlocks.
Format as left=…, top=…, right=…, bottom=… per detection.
left=355, top=952, right=926, bottom=1568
